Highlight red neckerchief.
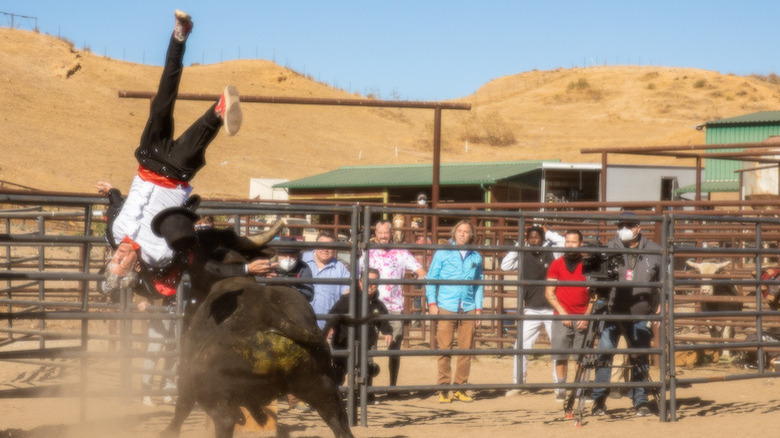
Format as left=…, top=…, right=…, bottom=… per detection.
left=137, top=165, right=190, bottom=189
left=153, top=267, right=182, bottom=296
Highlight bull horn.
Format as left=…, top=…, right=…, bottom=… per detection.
left=246, top=219, right=285, bottom=247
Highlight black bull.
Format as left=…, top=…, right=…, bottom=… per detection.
left=161, top=276, right=354, bottom=438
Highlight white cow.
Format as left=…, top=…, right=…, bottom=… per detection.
left=685, top=260, right=743, bottom=342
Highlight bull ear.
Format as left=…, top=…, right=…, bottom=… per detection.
left=246, top=219, right=284, bottom=247
left=210, top=289, right=242, bottom=325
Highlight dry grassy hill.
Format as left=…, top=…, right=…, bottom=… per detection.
left=3, top=27, right=780, bottom=198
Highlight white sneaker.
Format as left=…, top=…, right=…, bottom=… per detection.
left=505, top=389, right=523, bottom=397
left=215, top=85, right=242, bottom=136
left=161, top=395, right=175, bottom=405
left=554, top=389, right=566, bottom=402
left=173, top=10, right=193, bottom=42
left=141, top=396, right=155, bottom=407
left=293, top=401, right=312, bottom=412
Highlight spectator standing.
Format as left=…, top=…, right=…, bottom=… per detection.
left=425, top=220, right=483, bottom=403
left=501, top=226, right=556, bottom=392
left=545, top=230, right=592, bottom=402
left=363, top=219, right=426, bottom=388
left=194, top=215, right=214, bottom=231
left=303, top=231, right=350, bottom=328
left=325, top=268, right=393, bottom=388
left=591, top=212, right=661, bottom=417
left=276, top=235, right=315, bottom=412
left=276, top=235, right=315, bottom=302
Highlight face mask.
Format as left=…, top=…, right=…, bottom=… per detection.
left=279, top=258, right=297, bottom=272
left=617, top=227, right=635, bottom=243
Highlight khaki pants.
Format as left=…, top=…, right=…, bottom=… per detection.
left=436, top=309, right=477, bottom=385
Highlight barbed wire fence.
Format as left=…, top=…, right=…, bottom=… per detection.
left=0, top=11, right=37, bottom=32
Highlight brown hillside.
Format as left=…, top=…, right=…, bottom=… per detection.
left=3, top=28, right=780, bottom=198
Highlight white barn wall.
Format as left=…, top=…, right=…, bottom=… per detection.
left=606, top=164, right=701, bottom=202
left=249, top=178, right=289, bottom=200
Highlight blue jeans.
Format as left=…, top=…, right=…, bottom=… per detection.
left=591, top=320, right=652, bottom=406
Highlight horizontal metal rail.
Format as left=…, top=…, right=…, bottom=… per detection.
left=118, top=91, right=472, bottom=111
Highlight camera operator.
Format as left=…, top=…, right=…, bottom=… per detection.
left=591, top=212, right=661, bottom=417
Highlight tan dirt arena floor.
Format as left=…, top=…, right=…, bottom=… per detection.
left=1, top=343, right=778, bottom=438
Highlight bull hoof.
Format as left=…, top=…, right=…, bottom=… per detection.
left=159, top=426, right=180, bottom=438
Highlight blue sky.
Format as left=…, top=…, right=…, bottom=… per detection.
left=2, top=1, right=780, bottom=101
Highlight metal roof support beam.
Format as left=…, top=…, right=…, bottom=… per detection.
left=118, top=91, right=470, bottom=211
left=601, top=152, right=607, bottom=205
left=696, top=156, right=702, bottom=201
left=431, top=107, right=442, bottom=242
left=581, top=141, right=780, bottom=154
left=582, top=140, right=780, bottom=202
left=119, top=91, right=471, bottom=111
left=432, top=106, right=442, bottom=208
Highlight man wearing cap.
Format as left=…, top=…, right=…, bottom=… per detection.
left=274, top=235, right=315, bottom=412
left=590, top=211, right=661, bottom=418
left=276, top=235, right=315, bottom=302
left=97, top=9, right=244, bottom=297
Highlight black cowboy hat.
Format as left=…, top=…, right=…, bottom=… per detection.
left=276, top=235, right=301, bottom=255
left=151, top=206, right=199, bottom=251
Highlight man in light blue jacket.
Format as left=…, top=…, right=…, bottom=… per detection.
left=426, top=220, right=483, bottom=403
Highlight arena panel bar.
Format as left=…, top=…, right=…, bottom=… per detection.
left=4, top=195, right=780, bottom=427
left=118, top=91, right=472, bottom=110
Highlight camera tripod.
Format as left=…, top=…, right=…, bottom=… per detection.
left=562, top=294, right=660, bottom=426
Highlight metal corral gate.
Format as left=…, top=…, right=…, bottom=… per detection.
left=1, top=191, right=779, bottom=427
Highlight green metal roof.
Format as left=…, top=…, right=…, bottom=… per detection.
left=673, top=180, right=740, bottom=196
left=703, top=111, right=780, bottom=184
left=706, top=111, right=780, bottom=127
left=275, top=160, right=557, bottom=189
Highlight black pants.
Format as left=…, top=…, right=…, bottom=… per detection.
left=333, top=345, right=379, bottom=387
left=134, top=35, right=222, bottom=182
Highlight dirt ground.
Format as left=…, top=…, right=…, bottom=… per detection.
left=1, top=344, right=778, bottom=438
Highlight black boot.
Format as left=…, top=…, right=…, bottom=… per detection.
left=388, top=356, right=400, bottom=387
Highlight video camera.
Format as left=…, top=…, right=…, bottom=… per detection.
left=582, top=251, right=624, bottom=282
left=581, top=249, right=625, bottom=314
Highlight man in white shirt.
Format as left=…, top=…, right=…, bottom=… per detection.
left=98, top=9, right=243, bottom=296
